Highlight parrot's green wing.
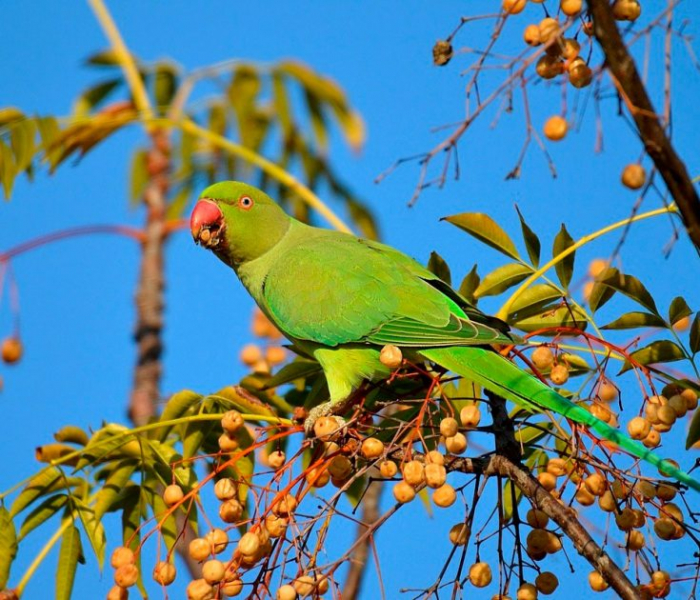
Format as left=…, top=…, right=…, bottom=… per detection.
left=261, top=233, right=512, bottom=348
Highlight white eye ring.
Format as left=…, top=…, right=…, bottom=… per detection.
left=239, top=196, right=254, bottom=210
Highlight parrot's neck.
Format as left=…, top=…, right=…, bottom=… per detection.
left=234, top=218, right=307, bottom=305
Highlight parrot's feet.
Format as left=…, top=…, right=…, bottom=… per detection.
left=304, top=401, right=346, bottom=437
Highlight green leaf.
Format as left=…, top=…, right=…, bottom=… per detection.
left=619, top=340, right=686, bottom=374
left=265, top=359, right=322, bottom=389
left=76, top=502, right=106, bottom=570
left=501, top=479, right=521, bottom=523
left=0, top=139, right=16, bottom=199
left=458, top=265, right=480, bottom=305
left=691, top=313, right=700, bottom=355
left=442, top=213, right=520, bottom=260
left=687, top=409, right=700, bottom=449
left=128, top=149, right=148, bottom=206
left=94, top=460, right=138, bottom=520
left=601, top=311, right=667, bottom=330
left=271, top=71, right=293, bottom=137
left=11, top=467, right=63, bottom=517
left=56, top=524, right=83, bottom=600
left=148, top=486, right=177, bottom=552
left=156, top=390, right=202, bottom=442
left=304, top=90, right=328, bottom=153
left=154, top=63, right=178, bottom=111
left=73, top=79, right=121, bottom=116
left=507, top=283, right=562, bottom=320
left=10, top=118, right=36, bottom=173
left=427, top=251, right=451, bottom=285
left=514, top=423, right=553, bottom=446
left=120, top=485, right=142, bottom=548
left=515, top=303, right=589, bottom=334
left=0, top=107, right=24, bottom=127
left=474, top=263, right=533, bottom=298
left=516, top=207, right=540, bottom=267
left=596, top=268, right=659, bottom=315
left=210, top=386, right=275, bottom=417
left=0, top=507, right=17, bottom=589
left=552, top=224, right=575, bottom=289
left=588, top=279, right=616, bottom=313
left=36, top=116, right=62, bottom=170
left=18, top=494, right=68, bottom=540
left=669, top=296, right=692, bottom=325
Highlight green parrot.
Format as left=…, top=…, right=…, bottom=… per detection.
left=190, top=181, right=700, bottom=493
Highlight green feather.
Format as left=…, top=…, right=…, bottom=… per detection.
left=194, top=181, right=700, bottom=494
left=420, top=346, right=700, bottom=493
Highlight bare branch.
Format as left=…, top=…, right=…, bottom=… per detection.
left=587, top=0, right=700, bottom=254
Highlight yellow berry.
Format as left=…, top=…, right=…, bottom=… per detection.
left=449, top=522, right=470, bottom=545
left=265, top=514, right=288, bottom=538
left=460, top=405, right=481, bottom=428
left=393, top=481, right=416, bottom=503
left=186, top=578, right=214, bottom=600
left=106, top=586, right=128, bottom=600
left=1, top=337, right=22, bottom=364
left=205, top=528, right=228, bottom=554
left=588, top=571, right=609, bottom=592
left=379, top=460, right=398, bottom=478
left=271, top=493, right=298, bottom=516
left=218, top=432, right=239, bottom=452
left=549, top=364, right=569, bottom=385
left=560, top=0, right=582, bottom=16
left=598, top=381, right=618, bottom=402
left=426, top=450, right=445, bottom=465
left=524, top=24, right=541, bottom=46
left=153, top=561, right=176, bottom=586
left=313, top=416, right=342, bottom=441
left=402, top=460, right=425, bottom=486
left=240, top=344, right=263, bottom=366
left=440, top=417, right=459, bottom=437
left=219, top=498, right=244, bottom=523
left=214, top=478, right=237, bottom=501
left=221, top=410, right=244, bottom=433
left=361, top=437, right=385, bottom=459
left=111, top=546, right=135, bottom=568
left=503, top=0, right=527, bottom=14
left=621, top=164, right=646, bottom=190
left=425, top=463, right=447, bottom=488
left=444, top=432, right=468, bottom=454
left=627, top=417, right=651, bottom=440
left=532, top=346, right=554, bottom=369
left=202, top=559, right=225, bottom=584
left=468, top=562, right=493, bottom=588
left=536, top=55, right=564, bottom=79
left=114, top=564, right=139, bottom=588
left=265, top=345, right=286, bottom=365
left=526, top=508, right=549, bottom=528
left=517, top=582, right=538, bottom=600
left=276, top=584, right=297, bottom=600
left=539, top=17, right=560, bottom=43
left=433, top=484, right=457, bottom=507
left=612, top=0, right=642, bottom=21
left=293, top=575, right=315, bottom=597
left=536, top=571, right=559, bottom=595
left=267, top=450, right=286, bottom=470
left=379, top=344, right=403, bottom=368
left=627, top=530, right=646, bottom=551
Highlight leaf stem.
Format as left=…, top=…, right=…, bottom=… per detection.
left=87, top=0, right=154, bottom=125
left=178, top=119, right=353, bottom=234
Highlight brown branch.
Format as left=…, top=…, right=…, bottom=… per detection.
left=587, top=0, right=700, bottom=254
left=129, top=129, right=168, bottom=426
left=341, top=476, right=382, bottom=600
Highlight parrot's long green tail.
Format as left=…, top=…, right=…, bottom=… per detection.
left=420, top=346, right=700, bottom=493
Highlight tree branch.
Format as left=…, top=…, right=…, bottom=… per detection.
left=587, top=0, right=700, bottom=254
left=341, top=477, right=382, bottom=600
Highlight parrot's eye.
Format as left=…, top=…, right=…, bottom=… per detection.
left=238, top=196, right=254, bottom=210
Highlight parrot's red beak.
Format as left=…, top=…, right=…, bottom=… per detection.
left=191, top=199, right=225, bottom=249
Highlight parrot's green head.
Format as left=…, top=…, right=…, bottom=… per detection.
left=190, top=181, right=291, bottom=266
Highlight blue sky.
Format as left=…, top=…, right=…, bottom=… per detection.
left=1, top=1, right=700, bottom=598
